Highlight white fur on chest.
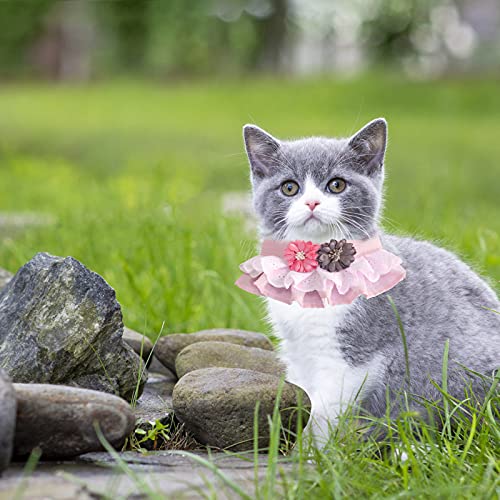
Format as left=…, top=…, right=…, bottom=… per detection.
left=267, top=298, right=382, bottom=440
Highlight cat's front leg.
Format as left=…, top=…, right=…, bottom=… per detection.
left=277, top=348, right=343, bottom=445
left=304, top=398, right=343, bottom=446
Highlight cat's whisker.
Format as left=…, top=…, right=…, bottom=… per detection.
left=342, top=217, right=371, bottom=236
left=325, top=219, right=345, bottom=240
left=340, top=206, right=376, bottom=212
left=339, top=215, right=372, bottom=239
left=339, top=211, right=373, bottom=220
left=340, top=213, right=374, bottom=227
left=352, top=205, right=375, bottom=208
left=342, top=211, right=400, bottom=232
left=336, top=219, right=355, bottom=240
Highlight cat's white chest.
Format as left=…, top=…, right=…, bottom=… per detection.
left=267, top=298, right=382, bottom=439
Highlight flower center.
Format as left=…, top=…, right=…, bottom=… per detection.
left=295, top=251, right=306, bottom=261
left=331, top=249, right=342, bottom=261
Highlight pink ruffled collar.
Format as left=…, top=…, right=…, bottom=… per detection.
left=235, top=236, right=406, bottom=308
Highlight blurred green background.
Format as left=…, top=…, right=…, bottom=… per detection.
left=0, top=0, right=499, bottom=339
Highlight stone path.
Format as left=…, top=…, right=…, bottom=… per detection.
left=0, top=451, right=292, bottom=499
left=0, top=364, right=296, bottom=499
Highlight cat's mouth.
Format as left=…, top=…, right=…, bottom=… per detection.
left=305, top=213, right=319, bottom=222
left=286, top=217, right=334, bottom=242
left=302, top=215, right=327, bottom=232
left=305, top=212, right=328, bottom=226
left=284, top=210, right=340, bottom=241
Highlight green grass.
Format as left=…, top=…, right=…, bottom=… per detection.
left=100, top=371, right=499, bottom=499
left=0, top=76, right=499, bottom=498
left=0, top=77, right=499, bottom=337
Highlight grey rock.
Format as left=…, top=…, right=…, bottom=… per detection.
left=173, top=368, right=311, bottom=451
left=13, top=384, right=135, bottom=459
left=155, top=329, right=273, bottom=375
left=0, top=369, right=16, bottom=473
left=79, top=450, right=275, bottom=469
left=176, top=341, right=286, bottom=379
left=132, top=373, right=199, bottom=451
left=133, top=375, right=178, bottom=450
left=133, top=374, right=175, bottom=426
left=0, top=451, right=296, bottom=499
left=123, top=327, right=154, bottom=366
left=149, top=355, right=177, bottom=378
left=0, top=268, right=12, bottom=290
left=0, top=253, right=147, bottom=400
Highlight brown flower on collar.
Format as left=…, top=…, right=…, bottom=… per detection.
left=317, top=239, right=357, bottom=272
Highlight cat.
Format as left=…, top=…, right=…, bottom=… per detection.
left=242, top=118, right=500, bottom=441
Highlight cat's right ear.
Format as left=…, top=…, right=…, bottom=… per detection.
left=243, top=124, right=281, bottom=179
left=348, top=118, right=387, bottom=175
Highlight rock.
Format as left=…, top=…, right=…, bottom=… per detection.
left=176, top=341, right=286, bottom=379
left=13, top=384, right=135, bottom=459
left=132, top=373, right=198, bottom=451
left=0, top=268, right=12, bottom=290
left=0, top=369, right=16, bottom=473
left=133, top=374, right=175, bottom=426
left=172, top=368, right=311, bottom=451
left=133, top=375, right=179, bottom=450
left=78, top=450, right=278, bottom=469
left=0, top=450, right=296, bottom=499
left=123, top=327, right=154, bottom=366
left=0, top=253, right=147, bottom=401
left=149, top=356, right=177, bottom=378
left=155, top=329, right=273, bottom=375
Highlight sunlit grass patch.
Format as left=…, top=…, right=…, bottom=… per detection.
left=0, top=76, right=497, bottom=498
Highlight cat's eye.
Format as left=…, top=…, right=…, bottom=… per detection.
left=327, top=178, right=346, bottom=194
left=281, top=180, right=300, bottom=196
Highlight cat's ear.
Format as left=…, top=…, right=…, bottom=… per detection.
left=243, top=124, right=281, bottom=179
left=348, top=118, right=387, bottom=175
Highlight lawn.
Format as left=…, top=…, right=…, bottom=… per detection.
left=0, top=76, right=498, bottom=498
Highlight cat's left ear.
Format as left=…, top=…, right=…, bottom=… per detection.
left=348, top=118, right=387, bottom=175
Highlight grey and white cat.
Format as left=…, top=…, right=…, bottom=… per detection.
left=242, top=118, right=500, bottom=440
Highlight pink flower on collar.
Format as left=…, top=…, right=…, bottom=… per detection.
left=284, top=240, right=320, bottom=273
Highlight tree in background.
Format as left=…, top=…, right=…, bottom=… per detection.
left=0, top=0, right=497, bottom=80
left=109, top=0, right=151, bottom=71
left=0, top=0, right=58, bottom=78
left=146, top=0, right=288, bottom=76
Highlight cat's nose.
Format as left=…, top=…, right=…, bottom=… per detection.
left=305, top=200, right=320, bottom=211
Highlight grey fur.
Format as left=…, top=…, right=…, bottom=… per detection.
left=243, top=119, right=500, bottom=420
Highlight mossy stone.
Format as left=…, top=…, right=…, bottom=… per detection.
left=155, top=329, right=273, bottom=375
left=172, top=367, right=311, bottom=451
left=175, top=341, right=285, bottom=379
left=0, top=253, right=147, bottom=400
left=13, top=384, right=135, bottom=458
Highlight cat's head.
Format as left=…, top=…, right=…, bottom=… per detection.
left=243, top=118, right=387, bottom=242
